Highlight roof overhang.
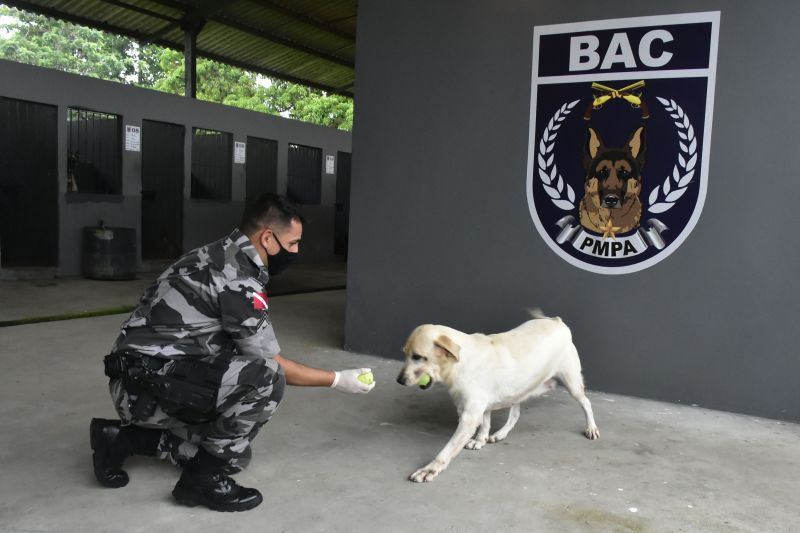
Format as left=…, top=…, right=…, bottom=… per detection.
left=4, top=0, right=356, bottom=97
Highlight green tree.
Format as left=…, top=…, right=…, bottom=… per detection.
left=264, top=80, right=353, bottom=130
left=0, top=5, right=353, bottom=130
left=0, top=6, right=136, bottom=82
left=134, top=43, right=170, bottom=87
left=151, top=49, right=272, bottom=114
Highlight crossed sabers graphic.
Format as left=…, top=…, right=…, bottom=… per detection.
left=583, top=80, right=650, bottom=121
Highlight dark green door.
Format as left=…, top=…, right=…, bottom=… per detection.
left=141, top=120, right=184, bottom=260
left=0, top=97, right=58, bottom=267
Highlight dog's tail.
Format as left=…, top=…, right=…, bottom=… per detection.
left=526, top=308, right=562, bottom=322
left=528, top=307, right=546, bottom=319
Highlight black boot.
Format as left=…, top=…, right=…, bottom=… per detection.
left=172, top=449, right=263, bottom=512
left=90, top=418, right=161, bottom=488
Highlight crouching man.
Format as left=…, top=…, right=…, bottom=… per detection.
left=89, top=194, right=373, bottom=512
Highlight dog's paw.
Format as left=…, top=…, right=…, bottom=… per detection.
left=487, top=431, right=508, bottom=443
left=585, top=426, right=600, bottom=440
left=465, top=438, right=487, bottom=450
left=409, top=463, right=443, bottom=483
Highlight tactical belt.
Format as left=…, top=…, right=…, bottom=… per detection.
left=104, top=352, right=228, bottom=423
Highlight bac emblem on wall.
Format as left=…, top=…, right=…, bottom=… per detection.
left=526, top=12, right=720, bottom=274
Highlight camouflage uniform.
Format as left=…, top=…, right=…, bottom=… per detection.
left=109, top=228, right=284, bottom=473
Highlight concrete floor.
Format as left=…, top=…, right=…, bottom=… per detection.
left=0, top=289, right=798, bottom=533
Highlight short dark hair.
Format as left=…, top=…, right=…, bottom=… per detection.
left=240, top=194, right=305, bottom=235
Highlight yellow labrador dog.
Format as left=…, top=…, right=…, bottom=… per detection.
left=397, top=312, right=599, bottom=483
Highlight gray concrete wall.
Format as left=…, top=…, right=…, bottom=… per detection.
left=0, top=59, right=351, bottom=276
left=180, top=203, right=335, bottom=263
left=346, top=0, right=800, bottom=421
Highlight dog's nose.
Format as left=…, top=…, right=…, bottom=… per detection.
left=603, top=195, right=620, bottom=208
left=396, top=374, right=407, bottom=385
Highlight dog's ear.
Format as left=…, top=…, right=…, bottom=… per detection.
left=402, top=338, right=411, bottom=357
left=434, top=335, right=461, bottom=361
left=626, top=126, right=646, bottom=169
left=583, top=127, right=604, bottom=171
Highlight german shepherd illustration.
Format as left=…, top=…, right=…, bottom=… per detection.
left=579, top=126, right=645, bottom=234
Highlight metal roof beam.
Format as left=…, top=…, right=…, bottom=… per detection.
left=208, top=13, right=355, bottom=68
left=257, top=0, right=355, bottom=42
left=96, top=0, right=176, bottom=23
left=139, top=0, right=355, bottom=42
left=137, top=0, right=229, bottom=45
left=3, top=0, right=154, bottom=39
left=2, top=0, right=354, bottom=97
left=334, top=81, right=355, bottom=93
left=140, top=21, right=181, bottom=45
left=144, top=0, right=354, bottom=68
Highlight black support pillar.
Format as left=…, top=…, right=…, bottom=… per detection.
left=182, top=18, right=205, bottom=98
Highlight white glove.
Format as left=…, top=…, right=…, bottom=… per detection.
left=331, top=367, right=375, bottom=394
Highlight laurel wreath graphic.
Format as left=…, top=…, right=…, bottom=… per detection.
left=537, top=100, right=580, bottom=210
left=648, top=97, right=698, bottom=213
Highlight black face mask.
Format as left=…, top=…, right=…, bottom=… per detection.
left=267, top=234, right=296, bottom=276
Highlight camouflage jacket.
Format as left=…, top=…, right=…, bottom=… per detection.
left=113, top=229, right=280, bottom=364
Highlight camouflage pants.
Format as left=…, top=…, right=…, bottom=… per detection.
left=110, top=355, right=284, bottom=473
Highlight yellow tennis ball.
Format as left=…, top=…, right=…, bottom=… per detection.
left=418, top=373, right=431, bottom=387
left=357, top=371, right=374, bottom=385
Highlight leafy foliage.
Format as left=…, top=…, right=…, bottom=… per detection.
left=263, top=80, right=354, bottom=130
left=0, top=6, right=353, bottom=130
left=0, top=6, right=135, bottom=82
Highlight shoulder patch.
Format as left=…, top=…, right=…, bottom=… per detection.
left=252, top=291, right=269, bottom=311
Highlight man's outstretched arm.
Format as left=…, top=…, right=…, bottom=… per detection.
left=274, top=354, right=374, bottom=393
left=274, top=354, right=334, bottom=386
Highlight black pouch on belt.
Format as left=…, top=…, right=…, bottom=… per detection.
left=103, top=353, right=128, bottom=379
left=103, top=352, right=228, bottom=424
left=140, top=357, right=228, bottom=424
left=104, top=352, right=165, bottom=420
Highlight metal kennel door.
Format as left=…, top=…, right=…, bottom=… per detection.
left=141, top=120, right=185, bottom=260
left=287, top=143, right=322, bottom=205
left=245, top=136, right=278, bottom=202
left=0, top=97, right=58, bottom=267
